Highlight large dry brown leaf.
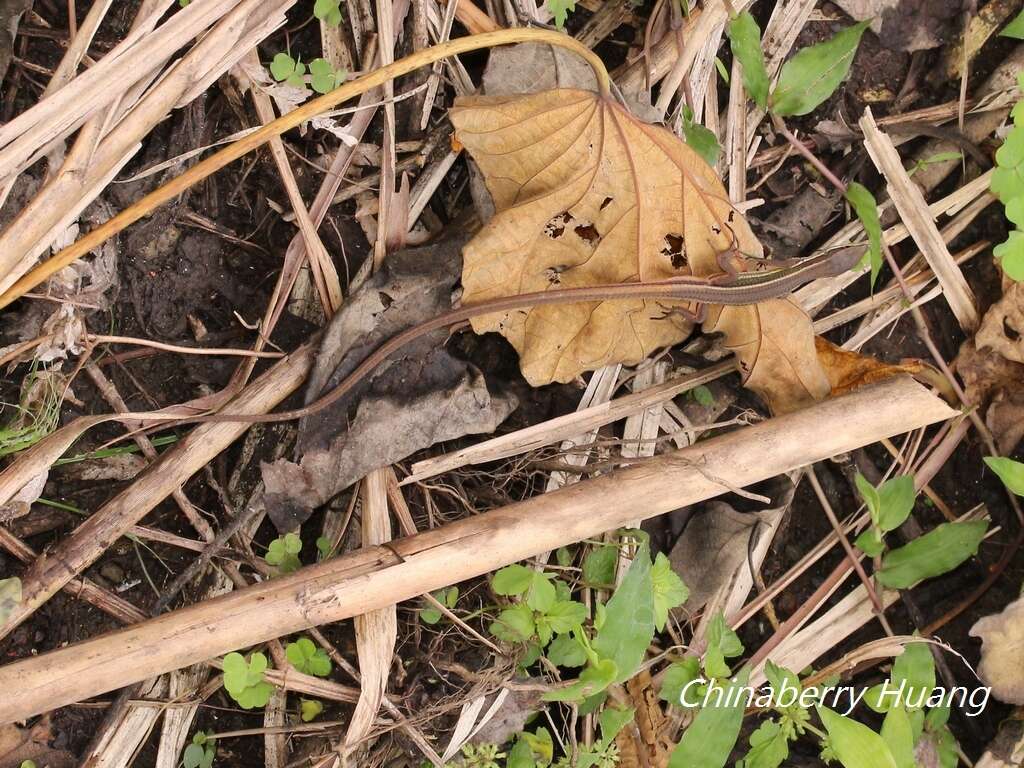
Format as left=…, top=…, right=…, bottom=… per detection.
left=450, top=88, right=834, bottom=413
left=450, top=88, right=759, bottom=386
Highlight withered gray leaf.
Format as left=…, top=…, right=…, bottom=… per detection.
left=832, top=0, right=957, bottom=52
left=668, top=477, right=795, bottom=613
left=262, top=236, right=517, bottom=531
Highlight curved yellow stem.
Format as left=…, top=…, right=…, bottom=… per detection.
left=0, top=28, right=610, bottom=310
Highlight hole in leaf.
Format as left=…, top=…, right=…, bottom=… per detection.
left=660, top=233, right=686, bottom=269
left=544, top=212, right=574, bottom=239
left=600, top=196, right=614, bottom=210
left=574, top=223, right=600, bottom=244
left=1004, top=317, right=1020, bottom=342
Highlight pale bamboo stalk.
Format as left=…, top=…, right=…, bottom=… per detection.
left=0, top=342, right=316, bottom=641
left=0, top=376, right=955, bottom=724
left=402, top=361, right=734, bottom=484
left=859, top=108, right=980, bottom=332
left=342, top=469, right=397, bottom=755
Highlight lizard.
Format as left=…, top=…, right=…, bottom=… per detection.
left=174, top=245, right=863, bottom=425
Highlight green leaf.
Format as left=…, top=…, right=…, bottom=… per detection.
left=1002, top=8, right=1024, bottom=38
left=993, top=128, right=1024, bottom=202
left=876, top=475, right=916, bottom=532
left=543, top=599, right=587, bottom=633
left=707, top=611, right=744, bottom=658
left=286, top=637, right=332, bottom=677
left=300, top=698, right=323, bottom=722
left=526, top=572, right=557, bottom=613
left=556, top=546, right=574, bottom=567
left=703, top=646, right=732, bottom=679
left=727, top=12, right=770, bottom=110
left=265, top=534, right=302, bottom=573
left=877, top=520, right=988, bottom=588
left=737, top=719, right=789, bottom=768
left=492, top=564, right=534, bottom=596
left=985, top=456, right=1024, bottom=495
left=651, top=553, right=689, bottom=631
left=270, top=52, right=297, bottom=82
left=599, top=705, right=635, bottom=742
left=592, top=543, right=655, bottom=682
left=993, top=231, right=1024, bottom=280
left=669, top=667, right=750, bottom=768
left=660, top=657, right=702, bottom=706
left=0, top=577, right=21, bottom=625
left=864, top=683, right=891, bottom=714
left=845, top=183, right=883, bottom=288
left=881, top=707, right=915, bottom=768
left=854, top=529, right=886, bottom=557
left=314, top=0, right=343, bottom=26
left=543, top=657, right=618, bottom=701
left=764, top=661, right=801, bottom=698
left=315, top=536, right=332, bottom=560
left=222, top=652, right=275, bottom=709
left=583, top=544, right=617, bottom=585
left=183, top=743, right=207, bottom=768
left=855, top=472, right=882, bottom=526
left=681, top=108, right=721, bottom=168
left=308, top=58, right=344, bottom=94
left=817, top=706, right=898, bottom=768
left=506, top=738, right=536, bottom=768
left=490, top=603, right=536, bottom=643
left=692, top=385, right=715, bottom=406
left=547, top=633, right=588, bottom=668
left=891, top=641, right=935, bottom=706
left=547, top=0, right=576, bottom=29
left=771, top=21, right=869, bottom=116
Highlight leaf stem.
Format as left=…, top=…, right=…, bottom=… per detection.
left=771, top=114, right=847, bottom=195
left=0, top=29, right=611, bottom=308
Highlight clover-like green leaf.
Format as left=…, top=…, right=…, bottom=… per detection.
left=300, top=698, right=324, bottom=722
left=314, top=0, right=343, bottom=26
left=222, top=652, right=274, bottom=709
left=286, top=637, right=332, bottom=677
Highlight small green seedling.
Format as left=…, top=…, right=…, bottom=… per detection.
left=285, top=636, right=332, bottom=677
left=300, top=698, right=324, bottom=722
left=990, top=72, right=1024, bottom=280
left=853, top=472, right=916, bottom=557
left=222, top=651, right=275, bottom=709
left=183, top=731, right=216, bottom=768
left=547, top=0, right=576, bottom=29
left=265, top=532, right=302, bottom=573
left=680, top=105, right=720, bottom=168
left=269, top=53, right=307, bottom=89
left=0, top=577, right=21, bottom=625
left=308, top=58, right=347, bottom=94
left=419, top=585, right=459, bottom=624
left=314, top=0, right=343, bottom=26
left=852, top=472, right=987, bottom=588
left=315, top=535, right=333, bottom=560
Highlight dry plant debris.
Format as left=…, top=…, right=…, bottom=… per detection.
left=0, top=2, right=1022, bottom=768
